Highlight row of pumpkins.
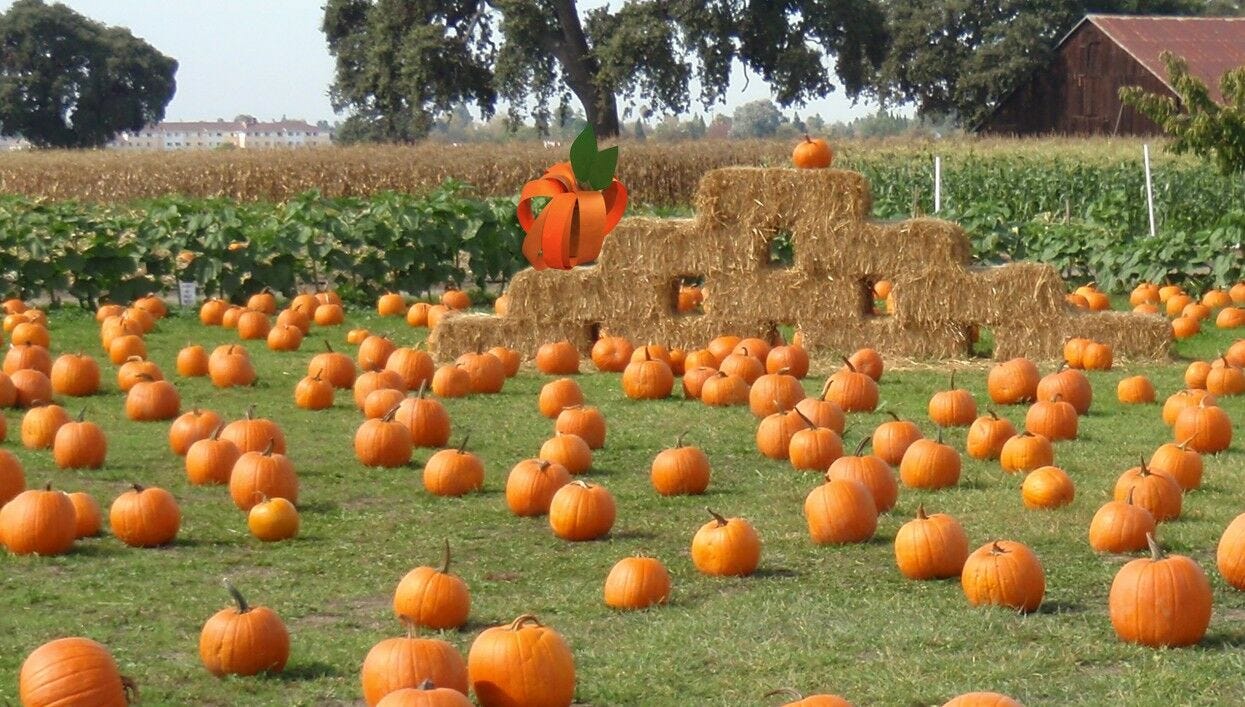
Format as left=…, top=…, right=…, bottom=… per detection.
left=1, top=285, right=1242, bottom=707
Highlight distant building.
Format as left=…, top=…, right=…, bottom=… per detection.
left=111, top=118, right=332, bottom=150
left=978, top=15, right=1245, bottom=136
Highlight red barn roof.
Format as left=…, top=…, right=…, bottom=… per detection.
left=1072, top=15, right=1245, bottom=103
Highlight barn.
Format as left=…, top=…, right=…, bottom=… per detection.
left=978, top=15, right=1245, bottom=136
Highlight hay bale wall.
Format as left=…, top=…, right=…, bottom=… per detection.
left=430, top=167, right=1171, bottom=363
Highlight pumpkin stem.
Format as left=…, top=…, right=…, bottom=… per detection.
left=675, top=431, right=688, bottom=448
left=312, top=367, right=324, bottom=382
left=419, top=679, right=436, bottom=691
left=1138, top=456, right=1149, bottom=476
left=936, top=427, right=944, bottom=445
left=223, top=580, right=250, bottom=614
left=793, top=407, right=815, bottom=429
left=509, top=613, right=543, bottom=630
left=949, top=370, right=956, bottom=390
left=441, top=539, right=452, bottom=574
left=263, top=438, right=276, bottom=456
left=852, top=436, right=869, bottom=456
left=382, top=403, right=401, bottom=422
left=457, top=435, right=470, bottom=454
left=1145, top=532, right=1164, bottom=561
left=210, top=422, right=225, bottom=441
left=1126, top=487, right=1136, bottom=505
left=989, top=541, right=1008, bottom=556
left=840, top=356, right=856, bottom=372
left=77, top=407, right=87, bottom=422
left=43, top=481, right=53, bottom=491
left=121, top=676, right=139, bottom=704
left=130, top=483, right=145, bottom=493
left=764, top=687, right=805, bottom=700
left=417, top=379, right=428, bottom=399
left=706, top=507, right=728, bottom=526
left=818, top=377, right=832, bottom=400
left=644, top=347, right=651, bottom=362
left=884, top=410, right=901, bottom=422
left=538, top=459, right=552, bottom=472
left=988, top=409, right=999, bottom=420
left=1178, top=434, right=1197, bottom=450
left=244, top=403, right=257, bottom=420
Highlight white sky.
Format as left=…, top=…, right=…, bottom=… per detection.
left=0, top=0, right=893, bottom=125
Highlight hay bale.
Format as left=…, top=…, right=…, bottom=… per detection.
left=992, top=310, right=1170, bottom=361
left=890, top=262, right=1066, bottom=326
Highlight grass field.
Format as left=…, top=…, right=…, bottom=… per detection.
left=0, top=306, right=1243, bottom=706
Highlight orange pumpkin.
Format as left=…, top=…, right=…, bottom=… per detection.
left=604, top=556, right=671, bottom=609
left=792, top=134, right=833, bottom=168
left=691, top=508, right=760, bottom=577
left=961, top=540, right=1045, bottom=613
left=393, top=541, right=471, bottom=630
left=1110, top=533, right=1212, bottom=647
left=199, top=583, right=289, bottom=677
left=467, top=614, right=575, bottom=707
left=19, top=637, right=133, bottom=707
left=549, top=480, right=615, bottom=541
left=894, top=505, right=969, bottom=580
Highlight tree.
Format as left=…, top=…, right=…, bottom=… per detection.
left=873, top=0, right=1207, bottom=128
left=234, top=114, right=258, bottom=124
left=323, top=0, right=888, bottom=141
left=730, top=100, right=785, bottom=138
left=0, top=0, right=177, bottom=148
left=1121, top=52, right=1245, bottom=175
left=707, top=114, right=732, bottom=138
left=633, top=119, right=647, bottom=141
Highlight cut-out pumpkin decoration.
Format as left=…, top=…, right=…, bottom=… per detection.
left=517, top=126, right=627, bottom=270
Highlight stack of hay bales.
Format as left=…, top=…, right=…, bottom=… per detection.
left=430, top=167, right=1170, bottom=362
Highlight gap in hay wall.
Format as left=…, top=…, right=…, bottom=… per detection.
left=766, top=229, right=796, bottom=268
left=671, top=275, right=706, bottom=317
left=856, top=277, right=893, bottom=318
left=970, top=324, right=995, bottom=359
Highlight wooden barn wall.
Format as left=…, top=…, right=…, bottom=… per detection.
left=980, top=23, right=1174, bottom=136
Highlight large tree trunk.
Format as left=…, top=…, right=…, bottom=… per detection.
left=549, top=0, right=620, bottom=138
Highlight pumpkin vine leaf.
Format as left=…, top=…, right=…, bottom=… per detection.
left=568, top=125, right=619, bottom=191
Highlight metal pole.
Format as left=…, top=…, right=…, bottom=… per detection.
left=1143, top=144, right=1156, bottom=238
left=934, top=156, right=942, bottom=213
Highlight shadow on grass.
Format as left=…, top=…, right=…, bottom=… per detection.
left=296, top=500, right=340, bottom=514
left=270, top=660, right=343, bottom=682
left=1036, top=600, right=1086, bottom=615
left=753, top=566, right=799, bottom=579
left=610, top=529, right=658, bottom=540
left=1200, top=630, right=1245, bottom=649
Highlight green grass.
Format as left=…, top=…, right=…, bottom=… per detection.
left=0, top=307, right=1243, bottom=706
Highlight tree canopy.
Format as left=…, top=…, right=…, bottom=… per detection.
left=0, top=0, right=177, bottom=148
left=323, top=0, right=888, bottom=141
left=873, top=0, right=1218, bottom=128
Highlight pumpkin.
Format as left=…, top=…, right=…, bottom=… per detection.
left=826, top=437, right=897, bottom=513
left=246, top=287, right=278, bottom=314
left=2, top=298, right=27, bottom=315
left=424, top=437, right=485, bottom=497
left=1229, top=339, right=1245, bottom=367
left=1116, top=375, right=1156, bottom=404
left=1172, top=315, right=1200, bottom=339
left=0, top=449, right=25, bottom=506
left=548, top=480, right=615, bottom=541
left=1113, top=458, right=1182, bottom=522
left=961, top=540, right=1045, bottom=612
left=378, top=292, right=407, bottom=316
left=266, top=323, right=304, bottom=352
left=176, top=344, right=209, bottom=377
left=764, top=688, right=853, bottom=706
left=375, top=682, right=472, bottom=707
left=364, top=388, right=407, bottom=419
left=788, top=410, right=844, bottom=471
left=430, top=365, right=470, bottom=398
left=353, top=369, right=408, bottom=409
left=1024, top=395, right=1078, bottom=441
left=277, top=305, right=312, bottom=334
left=942, top=693, right=1023, bottom=707
left=792, top=134, right=833, bottom=168
left=966, top=410, right=1017, bottom=460
left=295, top=369, right=336, bottom=410
left=310, top=340, right=356, bottom=389
left=999, top=432, right=1053, bottom=474
left=1133, top=302, right=1160, bottom=315
left=1234, top=282, right=1245, bottom=303
left=554, top=405, right=606, bottom=449
left=1110, top=533, right=1212, bottom=647
left=67, top=491, right=102, bottom=538
left=395, top=383, right=452, bottom=448
left=467, top=614, right=575, bottom=707
left=894, top=504, right=969, bottom=580
left=1207, top=356, right=1245, bottom=396
left=439, top=289, right=470, bottom=310
left=186, top=424, right=240, bottom=486
left=1217, top=512, right=1245, bottom=590
left=707, top=335, right=741, bottom=365
left=221, top=405, right=286, bottom=454
left=5, top=342, right=52, bottom=375
left=243, top=496, right=299, bottom=542
left=358, top=334, right=398, bottom=372
left=1021, top=466, right=1075, bottom=509
left=493, top=293, right=510, bottom=316
left=1172, top=398, right=1232, bottom=453
left=0, top=369, right=14, bottom=407
left=1036, top=364, right=1092, bottom=415
left=1224, top=306, right=1245, bottom=327
left=804, top=476, right=877, bottom=545
left=871, top=411, right=923, bottom=466
left=535, top=340, right=580, bottom=374
left=506, top=458, right=571, bottom=516
left=719, top=347, right=765, bottom=385
left=209, top=344, right=257, bottom=388
left=692, top=508, right=760, bottom=576
left=426, top=304, right=451, bottom=329
left=1148, top=437, right=1203, bottom=490
left=630, top=343, right=671, bottom=366
left=10, top=369, right=52, bottom=408
left=928, top=371, right=977, bottom=427
left=49, top=353, right=100, bottom=397
left=651, top=433, right=710, bottom=496
left=362, top=634, right=469, bottom=706
left=756, top=409, right=799, bottom=460
left=604, top=556, right=671, bottom=609
left=750, top=368, right=804, bottom=418
left=406, top=302, right=431, bottom=327
left=842, top=348, right=883, bottom=382
left=236, top=310, right=271, bottom=340
left=0, top=483, right=76, bottom=555
left=487, top=346, right=521, bottom=377
left=622, top=349, right=674, bottom=399
left=825, top=358, right=879, bottom=412
left=229, top=440, right=299, bottom=511
left=116, top=356, right=162, bottom=393
left=700, top=371, right=749, bottom=406
left=676, top=284, right=703, bottom=313
left=766, top=344, right=810, bottom=379
left=356, top=405, right=413, bottom=468
left=313, top=302, right=345, bottom=326
left=1130, top=282, right=1160, bottom=305
left=1161, top=388, right=1215, bottom=426
left=681, top=366, right=717, bottom=399
left=393, top=540, right=472, bottom=630
left=21, top=402, right=70, bottom=449
left=168, top=408, right=222, bottom=456
left=683, top=347, right=717, bottom=372
left=19, top=637, right=133, bottom=707
left=386, top=348, right=436, bottom=391
left=199, top=298, right=229, bottom=325
left=10, top=321, right=50, bottom=348
left=200, top=582, right=290, bottom=676
left=987, top=357, right=1039, bottom=404
left=899, top=429, right=961, bottom=490
left=110, top=483, right=180, bottom=547
left=790, top=382, right=847, bottom=434
left=1089, top=490, right=1156, bottom=553
left=291, top=292, right=321, bottom=316
left=731, top=337, right=771, bottom=363
left=53, top=409, right=108, bottom=470
left=1081, top=341, right=1113, bottom=370
left=539, top=432, right=593, bottom=475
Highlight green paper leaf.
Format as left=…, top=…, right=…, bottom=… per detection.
left=587, top=146, right=618, bottom=191
left=569, top=125, right=598, bottom=185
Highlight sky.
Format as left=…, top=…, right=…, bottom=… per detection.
left=1, top=0, right=893, bottom=125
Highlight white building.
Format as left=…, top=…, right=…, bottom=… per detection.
left=111, top=118, right=332, bottom=150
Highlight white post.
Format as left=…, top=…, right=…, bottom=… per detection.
left=934, top=156, right=942, bottom=213
left=1143, top=144, right=1156, bottom=238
